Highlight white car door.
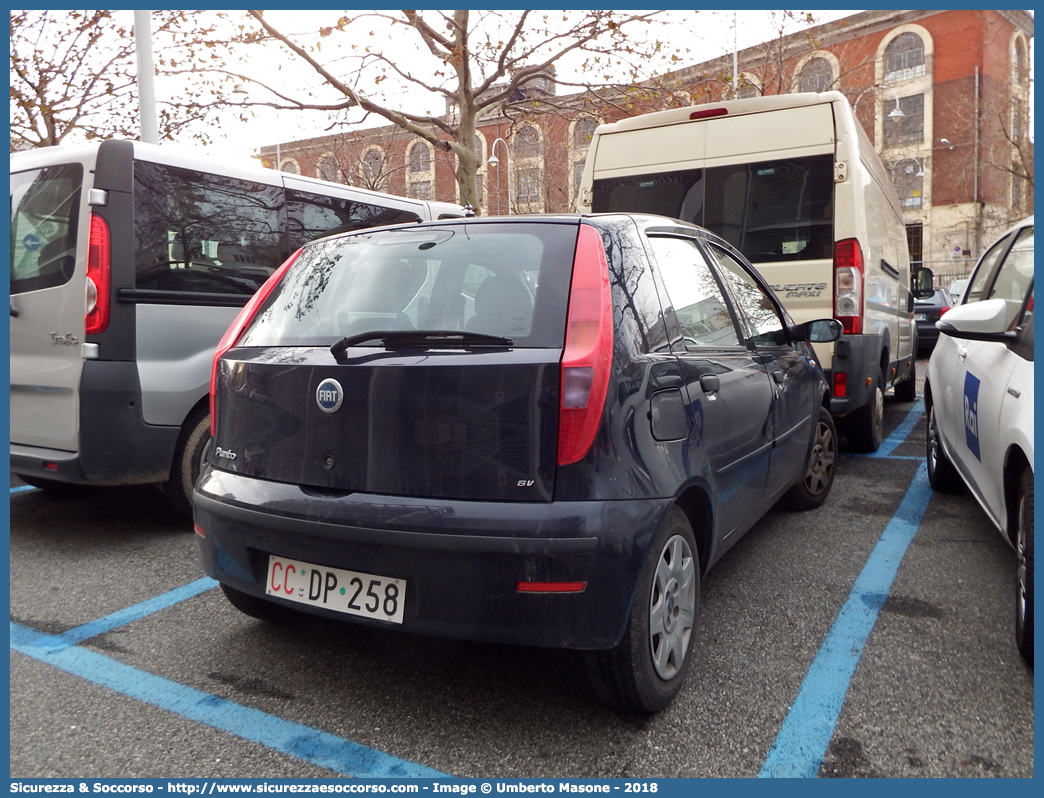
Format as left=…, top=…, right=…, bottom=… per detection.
left=946, top=225, right=1034, bottom=519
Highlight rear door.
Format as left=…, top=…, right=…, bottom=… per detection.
left=704, top=240, right=817, bottom=500
left=10, top=156, right=91, bottom=452
left=644, top=233, right=774, bottom=538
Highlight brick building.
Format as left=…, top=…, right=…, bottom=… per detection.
left=260, top=9, right=1033, bottom=278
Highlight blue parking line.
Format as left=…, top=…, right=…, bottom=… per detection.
left=10, top=484, right=36, bottom=494
left=55, top=577, right=220, bottom=648
left=868, top=398, right=925, bottom=458
left=758, top=461, right=933, bottom=778
left=11, top=622, right=448, bottom=778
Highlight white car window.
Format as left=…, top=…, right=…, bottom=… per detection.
left=986, top=226, right=1034, bottom=329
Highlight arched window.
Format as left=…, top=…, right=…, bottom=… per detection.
left=573, top=118, right=598, bottom=149
left=884, top=33, right=925, bottom=81
left=279, top=160, right=299, bottom=175
left=318, top=154, right=339, bottom=183
left=888, top=159, right=923, bottom=209
left=1014, top=38, right=1028, bottom=84
left=736, top=73, right=761, bottom=99
left=362, top=149, right=383, bottom=180
left=409, top=141, right=431, bottom=173
left=513, top=126, right=541, bottom=159
left=799, top=58, right=833, bottom=93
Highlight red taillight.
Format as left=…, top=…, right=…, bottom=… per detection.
left=938, top=306, right=950, bottom=317
left=833, top=372, right=848, bottom=399
left=210, top=248, right=303, bottom=436
left=85, top=213, right=111, bottom=334
left=833, top=238, right=864, bottom=335
left=557, top=224, right=613, bottom=466
left=194, top=524, right=206, bottom=538
left=690, top=108, right=728, bottom=120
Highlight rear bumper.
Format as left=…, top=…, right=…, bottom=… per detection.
left=826, top=333, right=880, bottom=416
left=193, top=466, right=670, bottom=649
left=11, top=360, right=181, bottom=486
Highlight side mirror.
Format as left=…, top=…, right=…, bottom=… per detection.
left=791, top=318, right=843, bottom=343
left=936, top=297, right=1017, bottom=342
left=912, top=267, right=935, bottom=299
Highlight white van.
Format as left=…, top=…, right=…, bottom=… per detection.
left=578, top=91, right=923, bottom=451
left=10, top=139, right=464, bottom=515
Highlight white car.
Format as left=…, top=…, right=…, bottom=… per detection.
left=925, top=215, right=1034, bottom=666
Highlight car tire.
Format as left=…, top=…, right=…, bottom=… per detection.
left=163, top=406, right=211, bottom=519
left=220, top=583, right=294, bottom=623
left=846, top=370, right=885, bottom=453
left=782, top=406, right=837, bottom=511
left=893, top=362, right=917, bottom=402
left=925, top=400, right=963, bottom=493
left=584, top=506, right=699, bottom=713
left=1015, top=467, right=1034, bottom=667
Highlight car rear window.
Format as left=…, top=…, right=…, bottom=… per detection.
left=238, top=222, right=578, bottom=348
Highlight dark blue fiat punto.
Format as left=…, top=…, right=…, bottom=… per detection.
left=194, top=213, right=842, bottom=713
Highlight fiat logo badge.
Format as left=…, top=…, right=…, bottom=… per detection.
left=315, top=378, right=343, bottom=414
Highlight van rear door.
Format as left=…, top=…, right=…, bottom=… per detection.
left=10, top=157, right=91, bottom=454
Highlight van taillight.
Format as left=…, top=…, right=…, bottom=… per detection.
left=558, top=225, right=613, bottom=466
left=833, top=238, right=864, bottom=335
left=210, top=248, right=303, bottom=436
left=85, top=214, right=111, bottom=334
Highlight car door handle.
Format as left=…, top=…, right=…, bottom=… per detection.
left=956, top=344, right=968, bottom=362
left=700, top=374, right=720, bottom=394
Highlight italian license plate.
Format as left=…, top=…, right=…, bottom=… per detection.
left=266, top=555, right=405, bottom=624
left=915, top=313, right=927, bottom=320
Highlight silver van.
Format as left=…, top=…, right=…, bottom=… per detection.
left=10, top=139, right=464, bottom=515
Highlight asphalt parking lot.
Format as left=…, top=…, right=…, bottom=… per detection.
left=9, top=377, right=1034, bottom=779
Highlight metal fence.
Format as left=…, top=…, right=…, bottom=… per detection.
left=913, top=259, right=976, bottom=288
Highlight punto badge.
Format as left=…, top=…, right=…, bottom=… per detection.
left=316, top=378, right=344, bottom=414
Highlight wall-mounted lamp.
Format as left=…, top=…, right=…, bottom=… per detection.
left=939, top=138, right=954, bottom=150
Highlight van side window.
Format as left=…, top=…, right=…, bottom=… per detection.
left=286, top=190, right=421, bottom=250
left=706, top=243, right=788, bottom=347
left=646, top=236, right=742, bottom=350
left=134, top=161, right=285, bottom=295
left=10, top=164, right=82, bottom=295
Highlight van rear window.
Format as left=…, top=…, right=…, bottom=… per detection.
left=592, top=154, right=834, bottom=264
left=10, top=163, right=82, bottom=295
left=238, top=222, right=577, bottom=349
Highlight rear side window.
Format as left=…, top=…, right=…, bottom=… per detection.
left=592, top=154, right=835, bottom=264
left=287, top=189, right=422, bottom=250
left=706, top=243, right=788, bottom=346
left=646, top=236, right=742, bottom=349
left=10, top=163, right=82, bottom=295
left=134, top=161, right=286, bottom=295
left=239, top=223, right=577, bottom=348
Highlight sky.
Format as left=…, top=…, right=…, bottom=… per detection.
left=162, top=9, right=859, bottom=166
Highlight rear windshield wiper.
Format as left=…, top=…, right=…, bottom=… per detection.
left=331, top=330, right=513, bottom=358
